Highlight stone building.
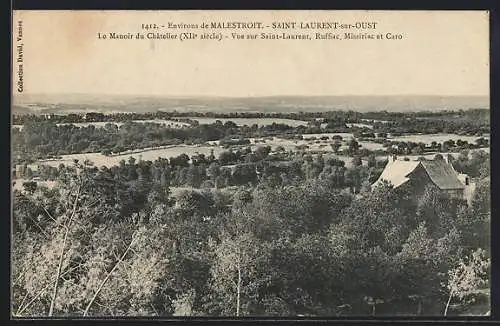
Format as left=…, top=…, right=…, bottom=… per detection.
left=372, top=155, right=472, bottom=201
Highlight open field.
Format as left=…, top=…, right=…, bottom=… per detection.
left=12, top=179, right=56, bottom=191
left=302, top=133, right=355, bottom=139
left=29, top=138, right=350, bottom=169
left=320, top=123, right=375, bottom=129
left=393, top=149, right=489, bottom=160
left=34, top=145, right=226, bottom=168
left=174, top=117, right=310, bottom=127
left=358, top=141, right=385, bottom=151
left=24, top=146, right=490, bottom=174
left=361, top=119, right=391, bottom=124
left=12, top=120, right=190, bottom=131
left=388, top=133, right=490, bottom=144
left=29, top=131, right=490, bottom=170
left=313, top=148, right=490, bottom=169
left=250, top=137, right=335, bottom=152
left=346, top=123, right=374, bottom=129
left=246, top=134, right=355, bottom=152
left=57, top=120, right=190, bottom=128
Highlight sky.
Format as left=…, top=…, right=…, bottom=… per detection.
left=12, top=10, right=489, bottom=97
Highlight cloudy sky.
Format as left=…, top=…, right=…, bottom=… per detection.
left=12, top=10, right=489, bottom=97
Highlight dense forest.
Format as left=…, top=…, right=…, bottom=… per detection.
left=11, top=108, right=491, bottom=317
left=12, top=150, right=490, bottom=316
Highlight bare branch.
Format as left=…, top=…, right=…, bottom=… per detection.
left=28, top=216, right=50, bottom=239
left=42, top=207, right=58, bottom=224
left=128, top=247, right=139, bottom=256
left=42, top=207, right=66, bottom=230
left=67, top=185, right=82, bottom=225
left=48, top=184, right=81, bottom=317
left=16, top=282, right=52, bottom=316
left=12, top=272, right=25, bottom=290
left=87, top=199, right=101, bottom=208
left=150, top=303, right=159, bottom=316
left=14, top=291, right=30, bottom=316
left=83, top=233, right=136, bottom=317
left=60, top=262, right=86, bottom=279
left=111, top=251, right=120, bottom=261
left=47, top=226, right=70, bottom=316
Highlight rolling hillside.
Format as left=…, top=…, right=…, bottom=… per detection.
left=12, top=93, right=489, bottom=115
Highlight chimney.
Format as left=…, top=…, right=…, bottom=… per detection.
left=457, top=173, right=469, bottom=186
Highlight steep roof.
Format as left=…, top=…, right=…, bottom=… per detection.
left=373, top=159, right=465, bottom=190
left=373, top=160, right=420, bottom=188
left=420, top=160, right=465, bottom=190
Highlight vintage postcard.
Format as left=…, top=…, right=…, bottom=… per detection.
left=11, top=10, right=490, bottom=318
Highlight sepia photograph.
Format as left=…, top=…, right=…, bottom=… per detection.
left=11, top=10, right=490, bottom=318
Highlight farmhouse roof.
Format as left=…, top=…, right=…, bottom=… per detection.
left=373, top=159, right=465, bottom=190
left=420, top=160, right=465, bottom=190
left=373, top=160, right=420, bottom=188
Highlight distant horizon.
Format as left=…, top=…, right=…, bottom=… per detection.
left=12, top=93, right=490, bottom=99
left=12, top=93, right=490, bottom=114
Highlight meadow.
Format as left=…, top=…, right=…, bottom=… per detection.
left=174, top=117, right=310, bottom=127
left=57, top=120, right=191, bottom=128
left=11, top=120, right=190, bottom=131
left=388, top=133, right=489, bottom=144
left=30, top=130, right=490, bottom=170
left=35, top=144, right=226, bottom=168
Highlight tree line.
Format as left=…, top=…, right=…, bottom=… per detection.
left=13, top=108, right=489, bottom=127
left=16, top=144, right=490, bottom=196
left=12, top=119, right=490, bottom=167
left=12, top=157, right=490, bottom=317
left=16, top=147, right=379, bottom=195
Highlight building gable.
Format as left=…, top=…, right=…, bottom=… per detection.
left=372, top=157, right=466, bottom=193
left=372, top=160, right=420, bottom=189
left=420, top=160, right=465, bottom=190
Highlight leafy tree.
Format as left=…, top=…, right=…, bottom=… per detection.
left=22, top=181, right=38, bottom=194
left=218, top=151, right=233, bottom=166
left=186, top=164, right=203, bottom=188
left=352, top=156, right=362, bottom=169
left=255, top=146, right=271, bottom=160
left=348, top=139, right=360, bottom=156
left=331, top=141, right=342, bottom=153
left=443, top=248, right=490, bottom=316
left=208, top=208, right=268, bottom=316
left=470, top=178, right=490, bottom=216
left=367, top=155, right=376, bottom=168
